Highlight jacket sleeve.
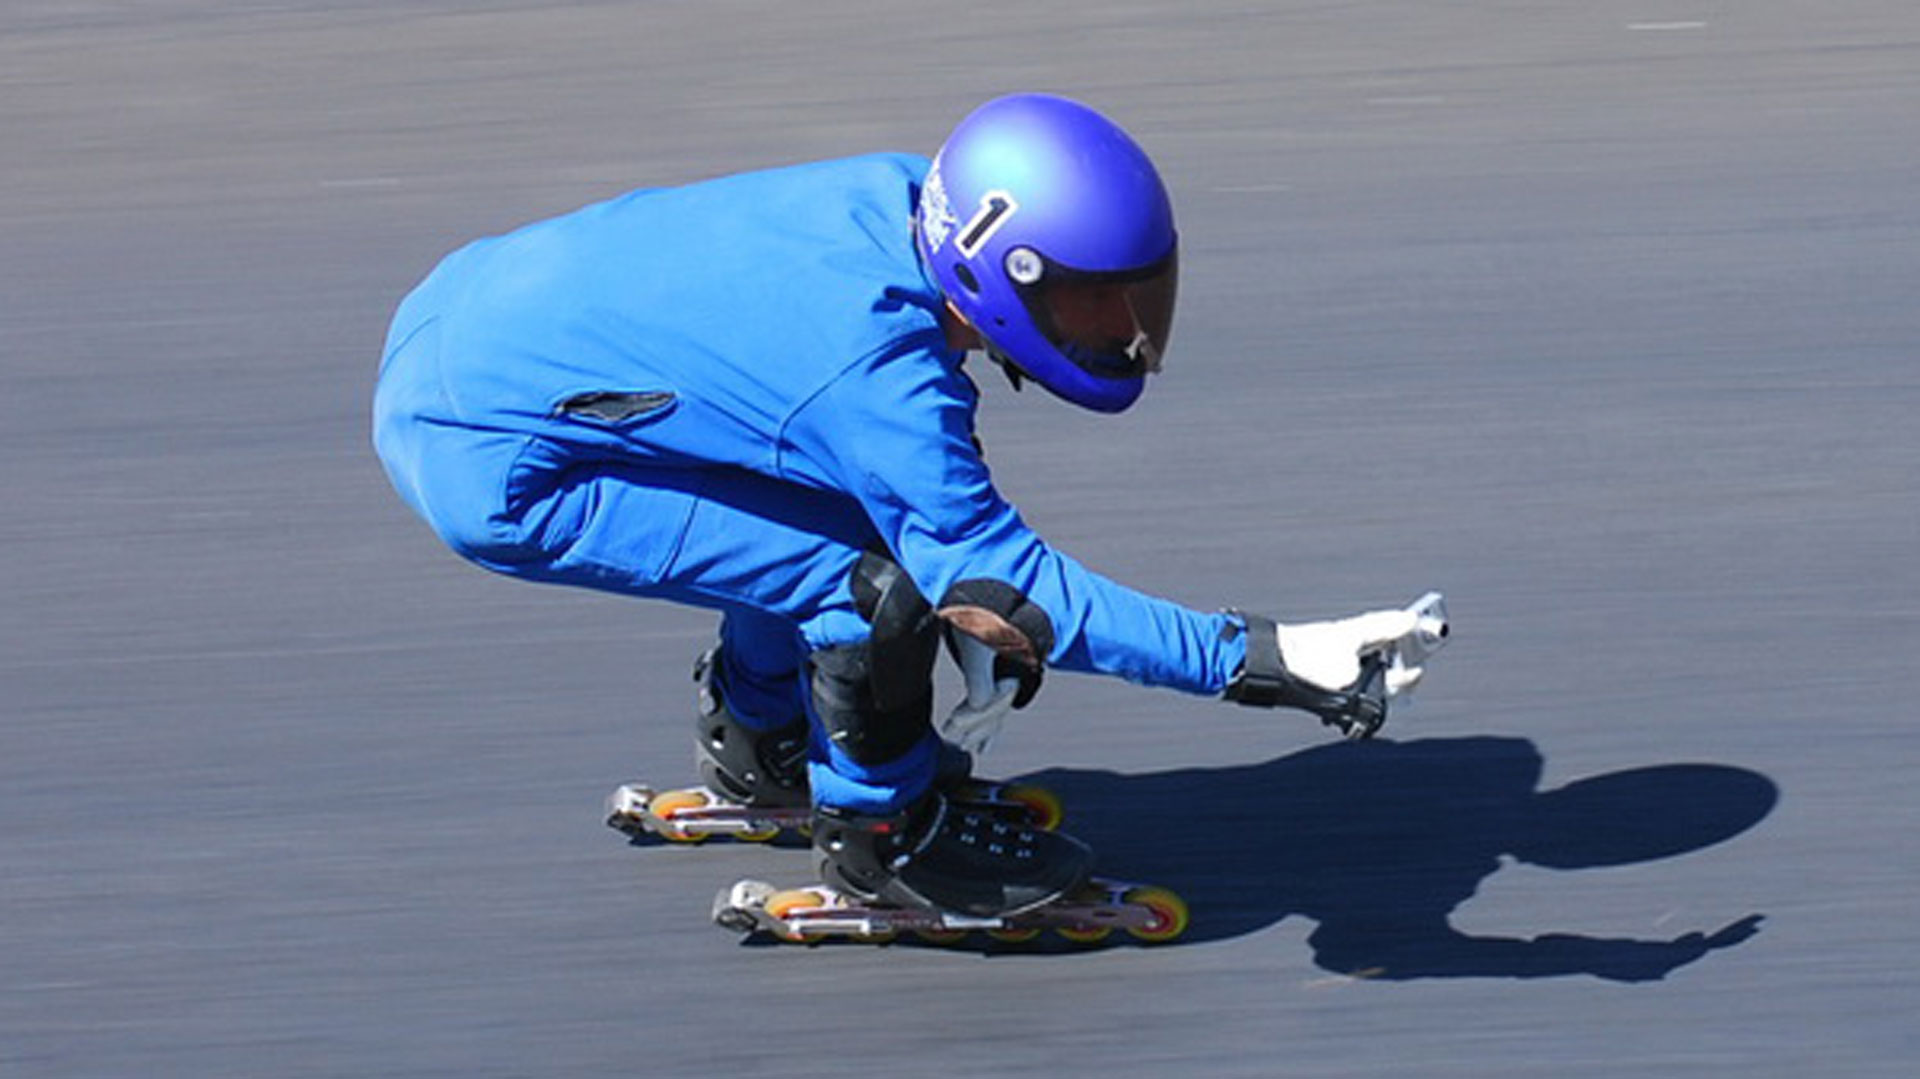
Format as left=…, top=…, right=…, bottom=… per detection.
left=783, top=348, right=1245, bottom=695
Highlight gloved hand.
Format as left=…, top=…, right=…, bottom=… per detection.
left=1224, top=606, right=1426, bottom=738
left=1276, top=608, right=1421, bottom=694
left=938, top=677, right=1020, bottom=757
left=936, top=630, right=1044, bottom=757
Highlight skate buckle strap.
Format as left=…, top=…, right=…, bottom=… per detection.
left=893, top=795, right=950, bottom=869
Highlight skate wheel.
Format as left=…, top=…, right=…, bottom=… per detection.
left=987, top=926, right=1042, bottom=944
left=764, top=887, right=831, bottom=917
left=1002, top=783, right=1065, bottom=831
left=914, top=928, right=969, bottom=945
left=764, top=888, right=833, bottom=943
left=648, top=789, right=712, bottom=843
left=1122, top=886, right=1190, bottom=943
left=735, top=822, right=782, bottom=843
left=1056, top=924, right=1112, bottom=945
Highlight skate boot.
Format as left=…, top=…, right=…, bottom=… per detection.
left=691, top=647, right=809, bottom=809
left=812, top=788, right=1093, bottom=918
left=605, top=648, right=813, bottom=843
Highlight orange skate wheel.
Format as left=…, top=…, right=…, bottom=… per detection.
left=1122, top=886, right=1190, bottom=943
left=764, top=888, right=832, bottom=943
left=647, top=789, right=711, bottom=842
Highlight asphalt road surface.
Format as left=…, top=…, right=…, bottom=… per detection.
left=4, top=3, right=1916, bottom=1076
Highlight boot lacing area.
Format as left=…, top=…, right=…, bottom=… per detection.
left=892, top=796, right=1041, bottom=871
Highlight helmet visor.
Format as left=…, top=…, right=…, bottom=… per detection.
left=1014, top=248, right=1177, bottom=381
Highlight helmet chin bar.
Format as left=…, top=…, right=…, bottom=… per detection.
left=983, top=344, right=1028, bottom=392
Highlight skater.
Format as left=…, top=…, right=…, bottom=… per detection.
left=373, top=93, right=1425, bottom=920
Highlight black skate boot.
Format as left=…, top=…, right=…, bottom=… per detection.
left=812, top=789, right=1093, bottom=918
left=693, top=649, right=810, bottom=809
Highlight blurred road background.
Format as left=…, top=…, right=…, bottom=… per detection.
left=4, top=2, right=1915, bottom=1075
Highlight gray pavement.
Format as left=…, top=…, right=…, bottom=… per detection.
left=3, top=2, right=1916, bottom=1075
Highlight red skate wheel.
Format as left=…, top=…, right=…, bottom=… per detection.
left=1122, top=886, right=1189, bottom=943
left=1001, top=783, right=1066, bottom=831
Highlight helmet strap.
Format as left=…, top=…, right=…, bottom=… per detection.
left=984, top=345, right=1027, bottom=392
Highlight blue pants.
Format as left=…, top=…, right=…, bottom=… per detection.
left=378, top=406, right=935, bottom=810
left=374, top=299, right=941, bottom=811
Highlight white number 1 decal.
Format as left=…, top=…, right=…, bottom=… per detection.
left=955, top=190, right=1018, bottom=257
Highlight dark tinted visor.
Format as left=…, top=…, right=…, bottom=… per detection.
left=1013, top=248, right=1177, bottom=381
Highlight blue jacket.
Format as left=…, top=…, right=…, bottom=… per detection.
left=375, top=153, right=1244, bottom=695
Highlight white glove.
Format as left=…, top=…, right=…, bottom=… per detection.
left=937, top=679, right=1021, bottom=757
left=935, top=630, right=1027, bottom=757
left=1276, top=608, right=1421, bottom=694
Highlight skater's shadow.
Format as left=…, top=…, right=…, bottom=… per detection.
left=1024, top=736, right=1776, bottom=981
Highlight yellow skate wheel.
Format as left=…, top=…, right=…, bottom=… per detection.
left=647, top=789, right=712, bottom=843
left=765, top=888, right=832, bottom=943
left=987, top=926, right=1042, bottom=944
left=1055, top=923, right=1112, bottom=944
left=913, top=928, right=969, bottom=945
left=735, top=822, right=782, bottom=843
left=1002, top=783, right=1065, bottom=831
left=1122, top=886, right=1190, bottom=943
left=764, top=888, right=830, bottom=918
left=648, top=789, right=710, bottom=815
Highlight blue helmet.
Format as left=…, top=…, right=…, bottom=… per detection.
left=916, top=94, right=1178, bottom=414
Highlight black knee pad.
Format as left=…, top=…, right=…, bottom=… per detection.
left=809, top=641, right=933, bottom=766
left=848, top=551, right=942, bottom=715
left=812, top=552, right=941, bottom=766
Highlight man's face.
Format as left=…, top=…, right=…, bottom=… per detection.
left=1038, top=276, right=1168, bottom=377
left=1046, top=280, right=1141, bottom=352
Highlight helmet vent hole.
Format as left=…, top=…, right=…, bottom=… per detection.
left=952, top=263, right=980, bottom=293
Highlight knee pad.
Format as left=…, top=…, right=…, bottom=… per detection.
left=810, top=552, right=943, bottom=766
left=809, top=641, right=934, bottom=766
left=848, top=551, right=943, bottom=715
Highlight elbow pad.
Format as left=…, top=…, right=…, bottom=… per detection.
left=937, top=578, right=1053, bottom=709
left=936, top=578, right=1056, bottom=675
